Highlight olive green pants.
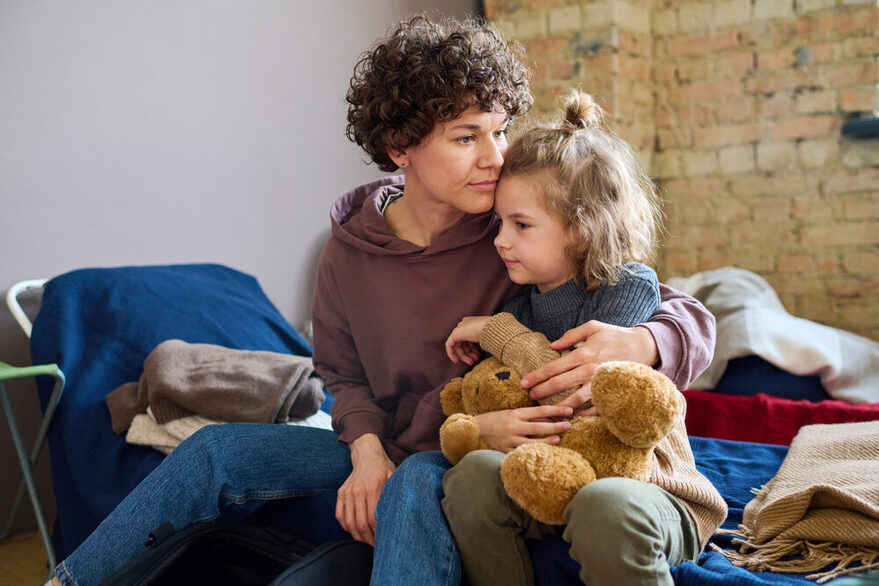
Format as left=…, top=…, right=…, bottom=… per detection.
left=442, top=450, right=700, bottom=586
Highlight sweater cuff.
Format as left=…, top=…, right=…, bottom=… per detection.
left=479, top=312, right=532, bottom=357
left=335, top=411, right=387, bottom=446
left=479, top=312, right=561, bottom=382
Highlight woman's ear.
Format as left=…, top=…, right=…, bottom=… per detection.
left=387, top=150, right=409, bottom=169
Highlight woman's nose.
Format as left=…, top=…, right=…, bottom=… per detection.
left=480, top=138, right=505, bottom=168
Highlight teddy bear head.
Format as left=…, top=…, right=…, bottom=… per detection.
left=440, top=356, right=536, bottom=416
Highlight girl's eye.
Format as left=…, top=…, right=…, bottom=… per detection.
left=515, top=222, right=529, bottom=230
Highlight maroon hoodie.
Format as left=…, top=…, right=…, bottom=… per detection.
left=311, top=177, right=716, bottom=464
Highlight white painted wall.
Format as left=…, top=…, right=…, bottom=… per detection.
left=0, top=0, right=479, bottom=536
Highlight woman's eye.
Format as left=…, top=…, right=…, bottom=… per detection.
left=457, top=135, right=474, bottom=144
left=494, top=128, right=508, bottom=139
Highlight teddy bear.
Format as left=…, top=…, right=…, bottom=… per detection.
left=439, top=312, right=685, bottom=525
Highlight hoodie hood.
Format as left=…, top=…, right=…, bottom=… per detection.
left=329, top=175, right=498, bottom=258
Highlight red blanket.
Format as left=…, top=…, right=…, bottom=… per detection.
left=683, top=390, right=879, bottom=446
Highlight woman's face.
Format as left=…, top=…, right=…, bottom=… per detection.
left=401, top=105, right=510, bottom=215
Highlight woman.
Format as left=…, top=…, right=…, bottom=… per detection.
left=318, top=14, right=714, bottom=586
left=52, top=15, right=713, bottom=586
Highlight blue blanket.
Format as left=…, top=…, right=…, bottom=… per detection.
left=31, top=264, right=313, bottom=557
left=30, top=264, right=818, bottom=584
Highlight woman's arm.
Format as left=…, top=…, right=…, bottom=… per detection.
left=522, top=283, right=716, bottom=402
left=335, top=433, right=396, bottom=545
left=311, top=252, right=395, bottom=544
left=312, top=254, right=390, bottom=446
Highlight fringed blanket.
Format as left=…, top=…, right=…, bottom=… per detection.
left=716, top=421, right=879, bottom=583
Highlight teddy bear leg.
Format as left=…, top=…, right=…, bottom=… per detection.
left=500, top=443, right=596, bottom=525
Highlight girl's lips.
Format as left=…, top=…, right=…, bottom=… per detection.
left=502, top=258, right=519, bottom=268
left=469, top=180, right=497, bottom=192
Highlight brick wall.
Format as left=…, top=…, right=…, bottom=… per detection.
left=487, top=0, right=879, bottom=340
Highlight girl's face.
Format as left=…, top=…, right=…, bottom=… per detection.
left=493, top=175, right=572, bottom=293
left=401, top=105, right=510, bottom=215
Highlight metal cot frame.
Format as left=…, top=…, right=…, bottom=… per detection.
left=1, top=279, right=65, bottom=573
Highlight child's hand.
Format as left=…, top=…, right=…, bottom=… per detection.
left=475, top=405, right=574, bottom=452
left=445, top=316, right=491, bottom=365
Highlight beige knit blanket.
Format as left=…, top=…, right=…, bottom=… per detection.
left=717, top=420, right=879, bottom=583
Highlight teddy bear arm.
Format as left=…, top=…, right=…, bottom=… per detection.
left=439, top=413, right=490, bottom=465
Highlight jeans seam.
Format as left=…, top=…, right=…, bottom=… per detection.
left=56, top=560, right=75, bottom=586
left=219, top=488, right=331, bottom=504
left=440, top=517, right=457, bottom=586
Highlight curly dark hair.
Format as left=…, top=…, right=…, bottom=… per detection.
left=346, top=14, right=533, bottom=172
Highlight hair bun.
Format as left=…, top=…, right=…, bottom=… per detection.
left=562, top=90, right=603, bottom=129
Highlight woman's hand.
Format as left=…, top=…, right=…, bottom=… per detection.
left=475, top=405, right=574, bottom=453
left=445, top=316, right=491, bottom=365
left=520, top=321, right=658, bottom=411
left=336, top=433, right=396, bottom=545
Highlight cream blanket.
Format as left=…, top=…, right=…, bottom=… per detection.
left=126, top=407, right=333, bottom=454
left=668, top=267, right=879, bottom=403
left=717, top=421, right=879, bottom=582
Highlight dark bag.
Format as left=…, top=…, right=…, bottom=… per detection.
left=99, top=522, right=316, bottom=586
left=269, top=540, right=373, bottom=586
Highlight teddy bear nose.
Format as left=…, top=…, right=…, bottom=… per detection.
left=495, top=371, right=511, bottom=381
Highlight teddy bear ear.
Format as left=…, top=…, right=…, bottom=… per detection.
left=440, top=377, right=466, bottom=415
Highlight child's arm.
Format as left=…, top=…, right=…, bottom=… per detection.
left=445, top=316, right=491, bottom=365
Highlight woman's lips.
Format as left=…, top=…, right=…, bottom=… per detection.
left=469, top=180, right=497, bottom=191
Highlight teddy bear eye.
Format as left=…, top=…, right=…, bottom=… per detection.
left=495, top=371, right=511, bottom=381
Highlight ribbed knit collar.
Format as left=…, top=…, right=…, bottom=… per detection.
left=528, top=279, right=587, bottom=322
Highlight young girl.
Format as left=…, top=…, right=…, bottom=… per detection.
left=441, top=91, right=726, bottom=586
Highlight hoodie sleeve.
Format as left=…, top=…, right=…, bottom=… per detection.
left=641, top=283, right=716, bottom=389
left=311, top=247, right=389, bottom=446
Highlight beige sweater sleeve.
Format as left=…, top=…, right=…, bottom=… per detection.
left=479, top=312, right=560, bottom=377
left=479, top=313, right=582, bottom=405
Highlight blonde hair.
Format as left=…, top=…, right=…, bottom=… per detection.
left=502, top=90, right=663, bottom=289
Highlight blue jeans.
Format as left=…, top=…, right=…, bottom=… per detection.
left=372, top=451, right=461, bottom=586
left=54, top=423, right=352, bottom=586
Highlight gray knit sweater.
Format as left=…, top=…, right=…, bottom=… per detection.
left=500, top=262, right=661, bottom=340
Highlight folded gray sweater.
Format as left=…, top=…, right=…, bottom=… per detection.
left=106, top=339, right=324, bottom=434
